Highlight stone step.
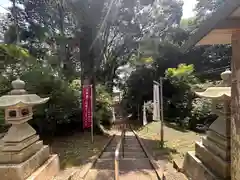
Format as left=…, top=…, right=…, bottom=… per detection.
left=183, top=151, right=221, bottom=180
left=53, top=168, right=78, bottom=180
left=85, top=169, right=158, bottom=180
left=100, top=152, right=115, bottom=159
left=202, top=136, right=228, bottom=160
left=123, top=140, right=140, bottom=144
left=105, top=143, right=141, bottom=148
left=105, top=147, right=143, bottom=152
left=100, top=151, right=146, bottom=159
left=207, top=131, right=227, bottom=149
left=93, top=158, right=153, bottom=171
left=27, top=154, right=60, bottom=180
left=123, top=148, right=143, bottom=152
left=124, top=138, right=139, bottom=141
left=123, top=144, right=142, bottom=148
left=93, top=159, right=114, bottom=170
left=84, top=169, right=114, bottom=180
left=88, top=159, right=158, bottom=179
left=195, top=141, right=230, bottom=179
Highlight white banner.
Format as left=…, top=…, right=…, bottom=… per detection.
left=153, top=84, right=160, bottom=121
left=143, top=102, right=147, bottom=126
left=112, top=107, right=116, bottom=123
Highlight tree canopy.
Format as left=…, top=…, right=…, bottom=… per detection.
left=0, top=0, right=231, bottom=133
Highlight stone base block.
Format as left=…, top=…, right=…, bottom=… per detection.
left=27, top=154, right=60, bottom=180
left=202, top=136, right=227, bottom=160
left=183, top=151, right=220, bottom=180
left=0, top=141, right=43, bottom=164
left=2, top=135, right=39, bottom=152
left=195, top=141, right=230, bottom=179
left=207, top=130, right=227, bottom=149
left=0, top=145, right=50, bottom=180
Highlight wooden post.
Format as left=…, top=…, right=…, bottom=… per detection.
left=160, top=77, right=164, bottom=148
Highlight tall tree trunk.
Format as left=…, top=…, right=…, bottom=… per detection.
left=80, top=25, right=104, bottom=134
left=78, top=0, right=106, bottom=134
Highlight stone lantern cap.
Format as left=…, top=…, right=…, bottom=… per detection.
left=0, top=78, right=49, bottom=108
left=195, top=69, right=231, bottom=99
left=195, top=87, right=231, bottom=99
left=221, top=69, right=231, bottom=81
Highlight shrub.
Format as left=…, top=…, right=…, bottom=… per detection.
left=20, top=64, right=82, bottom=136
left=0, top=44, right=113, bottom=136
left=165, top=64, right=198, bottom=125
left=95, top=84, right=113, bottom=127
left=189, top=98, right=212, bottom=130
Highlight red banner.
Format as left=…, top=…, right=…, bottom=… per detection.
left=82, top=85, right=92, bottom=129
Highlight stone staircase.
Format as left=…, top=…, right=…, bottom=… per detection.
left=84, top=131, right=159, bottom=180
left=54, top=111, right=161, bottom=180
left=53, top=121, right=188, bottom=180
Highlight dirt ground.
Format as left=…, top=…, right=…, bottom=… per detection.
left=47, top=121, right=201, bottom=180
left=48, top=132, right=110, bottom=169
left=136, top=121, right=202, bottom=162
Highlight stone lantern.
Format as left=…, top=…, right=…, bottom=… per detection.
left=0, top=78, right=59, bottom=180
left=183, top=70, right=231, bottom=180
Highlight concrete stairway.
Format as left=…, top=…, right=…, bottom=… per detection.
left=84, top=131, right=159, bottom=180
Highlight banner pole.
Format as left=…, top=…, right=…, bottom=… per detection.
left=160, top=77, right=164, bottom=148
left=91, top=85, right=94, bottom=143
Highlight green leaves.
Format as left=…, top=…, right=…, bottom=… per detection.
left=95, top=84, right=113, bottom=126
left=165, top=64, right=199, bottom=85
left=166, top=64, right=194, bottom=76
left=0, top=44, right=35, bottom=77
left=0, top=44, right=30, bottom=58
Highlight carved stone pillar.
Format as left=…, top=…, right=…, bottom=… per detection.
left=231, top=31, right=240, bottom=180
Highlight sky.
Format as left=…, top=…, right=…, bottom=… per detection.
left=0, top=0, right=10, bottom=13
left=182, top=0, right=197, bottom=18
left=0, top=0, right=197, bottom=18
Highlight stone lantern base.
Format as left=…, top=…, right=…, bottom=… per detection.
left=0, top=124, right=60, bottom=180
left=182, top=117, right=230, bottom=180
left=0, top=78, right=60, bottom=180
left=0, top=146, right=59, bottom=180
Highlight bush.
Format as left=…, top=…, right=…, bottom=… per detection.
left=0, top=44, right=113, bottom=137
left=122, top=62, right=217, bottom=130
left=20, top=64, right=82, bottom=136
left=95, top=84, right=113, bottom=127
left=165, top=64, right=198, bottom=125
left=189, top=98, right=213, bottom=130
left=122, top=67, right=156, bottom=118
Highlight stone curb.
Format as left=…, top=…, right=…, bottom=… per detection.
left=130, top=125, right=165, bottom=180
left=173, top=158, right=184, bottom=173
left=70, top=134, right=116, bottom=180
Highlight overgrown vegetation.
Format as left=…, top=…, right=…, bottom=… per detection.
left=0, top=45, right=113, bottom=136
left=122, top=63, right=216, bottom=130
left=120, top=0, right=230, bottom=131
left=0, top=0, right=231, bottom=135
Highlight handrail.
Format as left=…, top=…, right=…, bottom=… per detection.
left=114, top=128, right=125, bottom=180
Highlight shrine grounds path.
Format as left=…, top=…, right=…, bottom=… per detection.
left=83, top=124, right=161, bottom=180
left=52, top=120, right=201, bottom=180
